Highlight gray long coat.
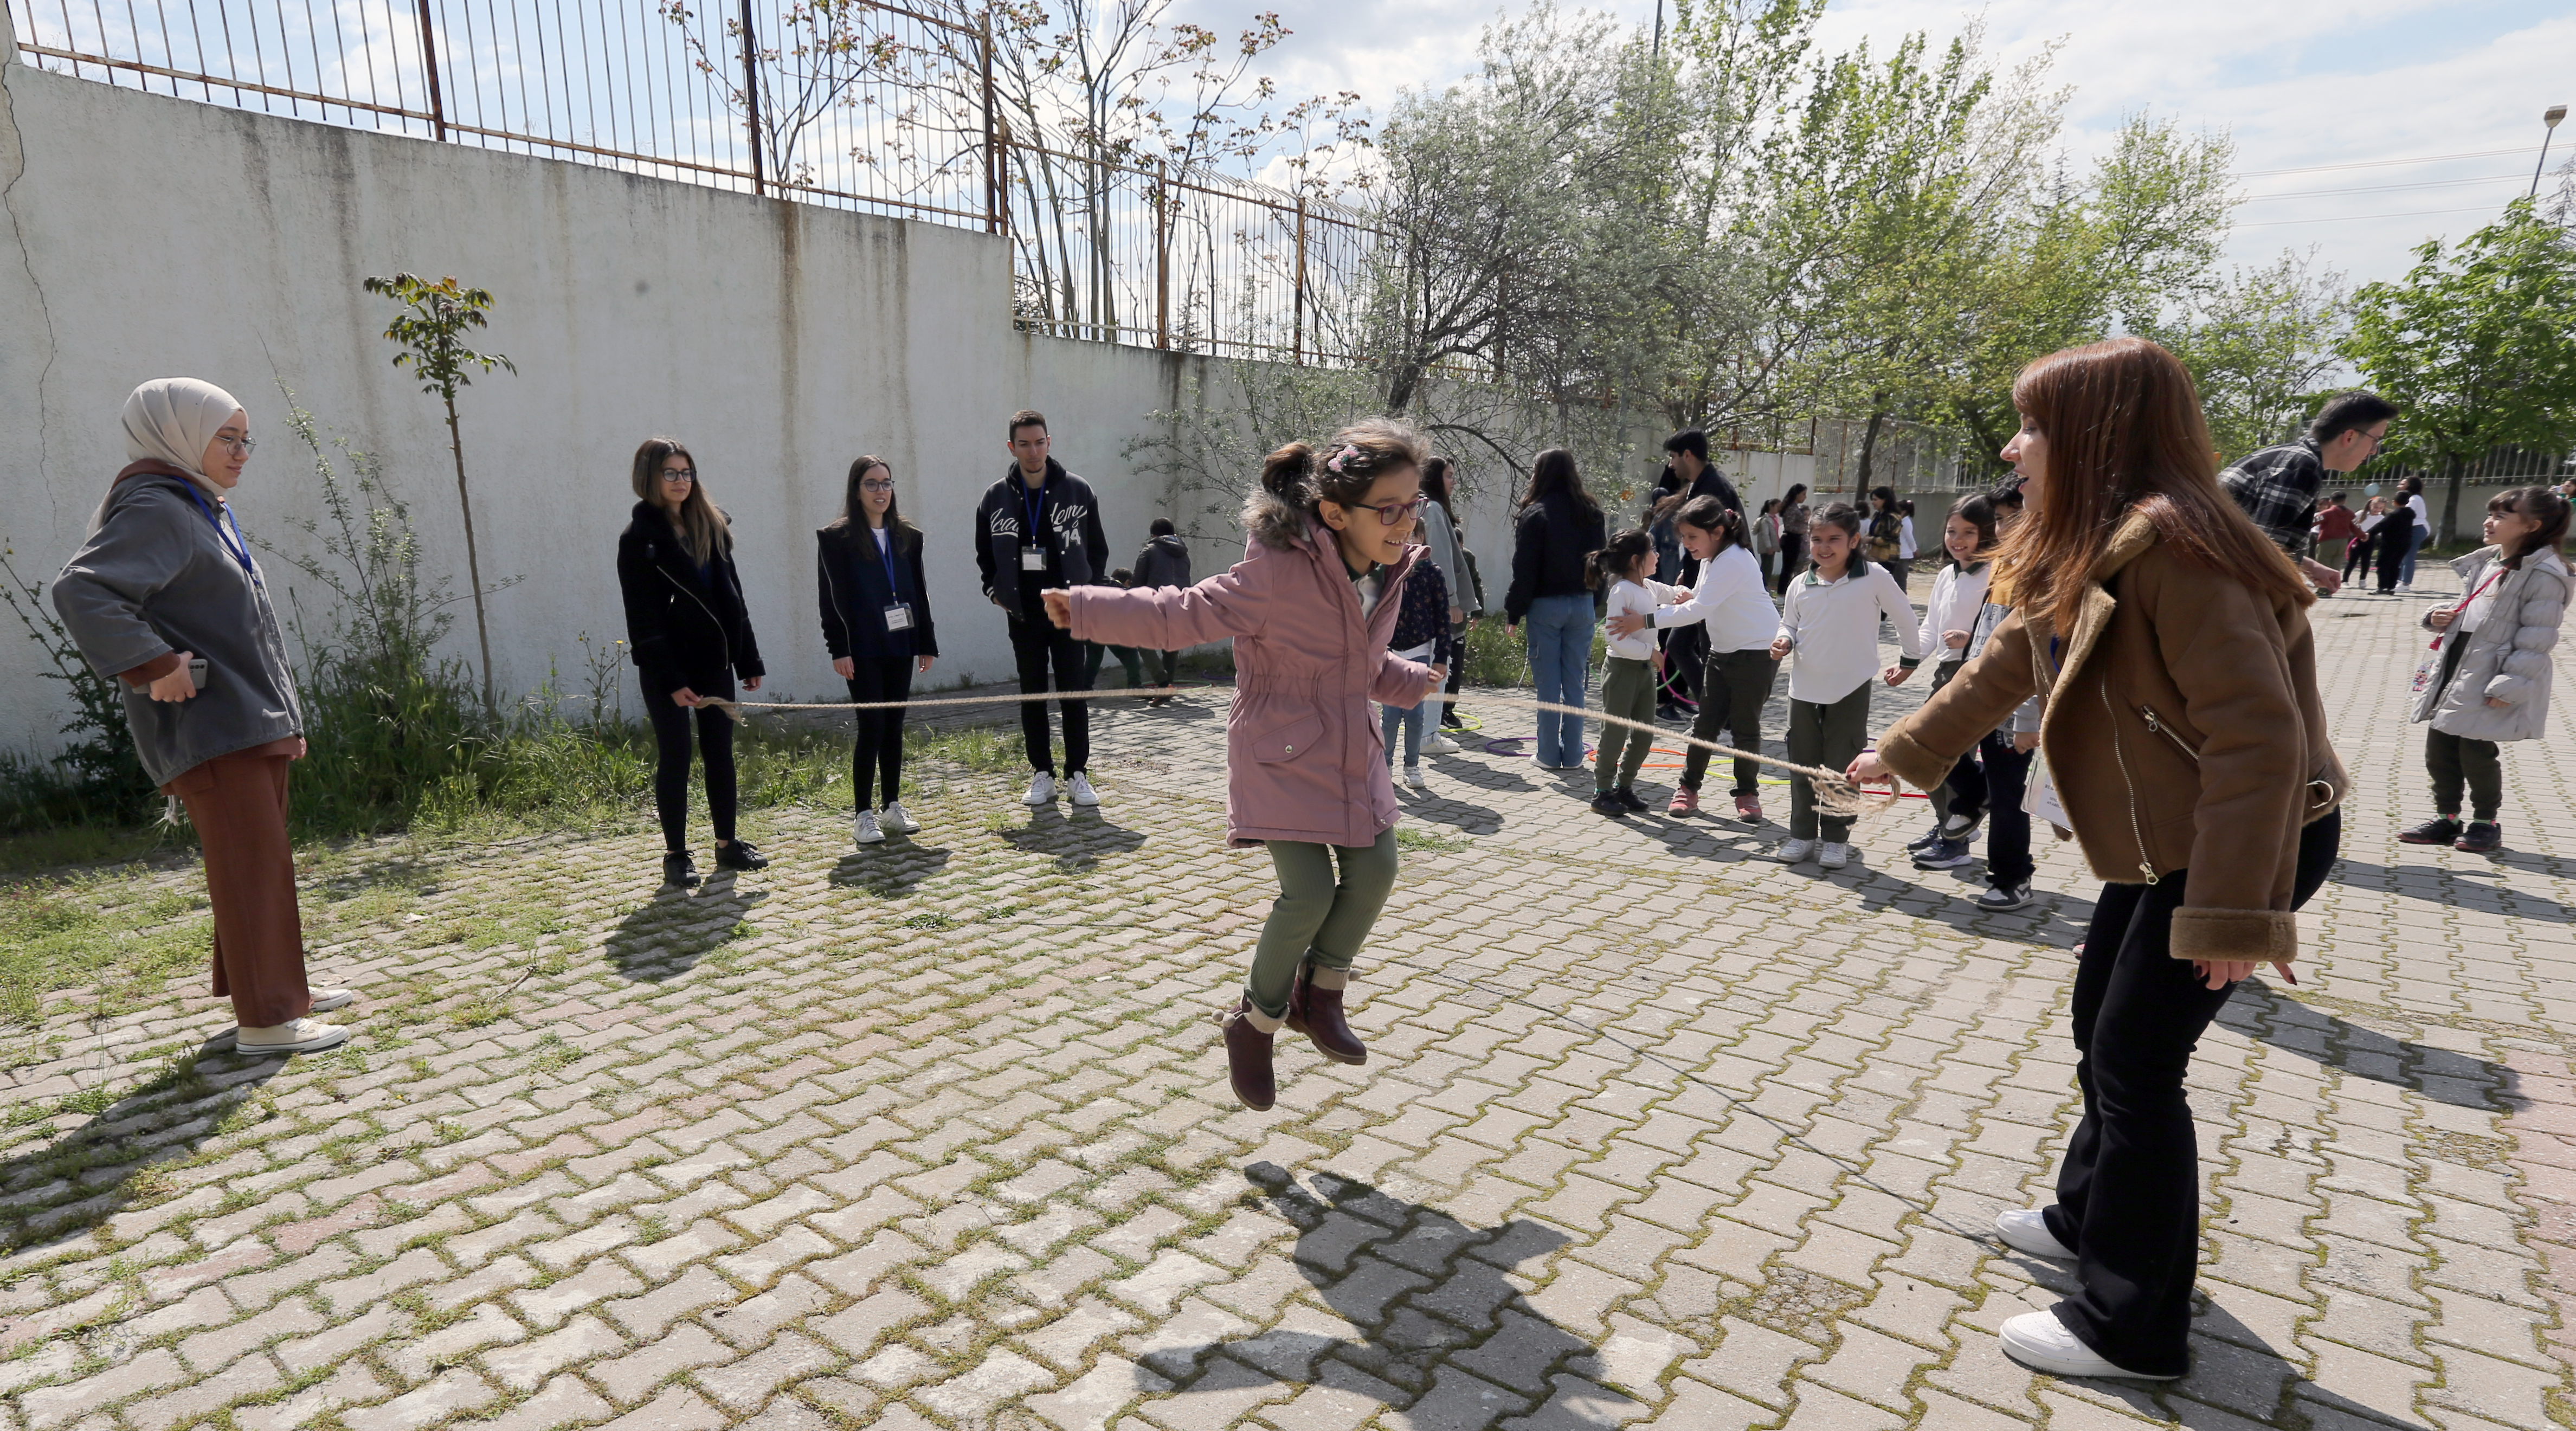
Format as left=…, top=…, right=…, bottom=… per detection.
left=2410, top=546, right=2567, bottom=743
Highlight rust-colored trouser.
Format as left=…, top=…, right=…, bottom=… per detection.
left=166, top=749, right=312, bottom=1028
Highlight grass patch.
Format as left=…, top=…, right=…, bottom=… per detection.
left=1393, top=825, right=1470, bottom=854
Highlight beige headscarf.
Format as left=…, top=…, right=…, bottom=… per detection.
left=94, top=377, right=242, bottom=532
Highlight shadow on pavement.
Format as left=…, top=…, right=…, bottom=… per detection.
left=0, top=1048, right=284, bottom=1255
left=1139, top=1164, right=1638, bottom=1426
left=997, top=806, right=1144, bottom=871
left=828, top=842, right=952, bottom=899
left=2329, top=856, right=2574, bottom=925
left=2219, top=981, right=2515, bottom=1112
left=604, top=881, right=769, bottom=982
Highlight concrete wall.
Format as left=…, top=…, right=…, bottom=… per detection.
left=0, top=48, right=1247, bottom=754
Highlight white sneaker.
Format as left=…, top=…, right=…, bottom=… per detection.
left=1995, top=1208, right=2075, bottom=1260
left=854, top=809, right=885, bottom=845
left=1422, top=732, right=1462, bottom=756
left=310, top=987, right=354, bottom=1013
left=1998, top=1310, right=2174, bottom=1380
left=881, top=801, right=920, bottom=834
left=1023, top=772, right=1057, bottom=806
left=1403, top=764, right=1428, bottom=788
left=1776, top=838, right=1815, bottom=864
left=1067, top=772, right=1102, bottom=807
left=234, top=1019, right=349, bottom=1056
left=1818, top=842, right=1852, bottom=870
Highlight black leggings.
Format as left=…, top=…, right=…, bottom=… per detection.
left=2048, top=809, right=2340, bottom=1374
left=847, top=657, right=913, bottom=810
left=646, top=680, right=736, bottom=853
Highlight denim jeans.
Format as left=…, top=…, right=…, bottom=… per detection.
left=1523, top=594, right=1595, bottom=766
left=1381, top=699, right=1426, bottom=768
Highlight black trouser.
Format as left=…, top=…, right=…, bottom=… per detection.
left=1660, top=622, right=1708, bottom=705
left=2426, top=729, right=2502, bottom=821
left=2375, top=523, right=2417, bottom=592
left=1941, top=733, right=2035, bottom=889
left=1440, top=624, right=1466, bottom=725
left=2341, top=531, right=2376, bottom=582
left=2046, top=809, right=2341, bottom=1375
left=1774, top=533, right=1805, bottom=595
left=1009, top=617, right=1091, bottom=774
left=645, top=678, right=736, bottom=854
left=846, top=658, right=912, bottom=810
left=1680, top=646, right=1777, bottom=796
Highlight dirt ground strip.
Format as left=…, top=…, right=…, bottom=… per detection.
left=0, top=581, right=2568, bottom=1431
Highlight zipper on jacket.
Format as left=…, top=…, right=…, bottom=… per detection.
left=2099, top=682, right=2159, bottom=884
left=820, top=545, right=854, bottom=653
left=2137, top=704, right=2201, bottom=765
left=656, top=564, right=732, bottom=675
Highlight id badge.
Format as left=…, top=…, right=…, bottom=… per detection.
left=2024, top=755, right=2070, bottom=833
left=883, top=603, right=914, bottom=632
left=1021, top=545, right=1048, bottom=571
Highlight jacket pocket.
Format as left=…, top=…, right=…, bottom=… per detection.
left=2138, top=704, right=2201, bottom=764
left=1250, top=715, right=1324, bottom=763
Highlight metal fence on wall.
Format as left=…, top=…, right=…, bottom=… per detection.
left=4, top=0, right=1376, bottom=358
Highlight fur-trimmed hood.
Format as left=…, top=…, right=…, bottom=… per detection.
left=1243, top=485, right=1311, bottom=552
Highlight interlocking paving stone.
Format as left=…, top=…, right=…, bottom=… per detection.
left=0, top=585, right=2571, bottom=1428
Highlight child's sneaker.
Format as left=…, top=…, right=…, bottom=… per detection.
left=1667, top=786, right=1700, bottom=816
left=2398, top=816, right=2462, bottom=845
left=1907, top=823, right=1946, bottom=853
left=1913, top=838, right=1973, bottom=870
left=1775, top=838, right=1815, bottom=864
left=1403, top=764, right=1428, bottom=789
left=1590, top=791, right=1630, bottom=816
left=1818, top=842, right=1852, bottom=870
left=1422, top=732, right=1463, bottom=756
left=2455, top=821, right=2502, bottom=853
left=1734, top=793, right=1762, bottom=822
left=1614, top=786, right=1650, bottom=813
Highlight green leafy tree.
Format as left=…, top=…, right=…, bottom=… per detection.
left=2342, top=200, right=2576, bottom=544
left=2146, top=248, right=2351, bottom=462
left=362, top=272, right=516, bottom=715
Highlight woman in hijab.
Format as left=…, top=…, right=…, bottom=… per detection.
left=54, top=379, right=352, bottom=1055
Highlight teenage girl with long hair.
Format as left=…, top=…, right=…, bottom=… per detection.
left=1504, top=449, right=1608, bottom=769
left=1774, top=482, right=1811, bottom=596
left=1852, top=337, right=2347, bottom=1382
left=1418, top=455, right=1473, bottom=744
left=819, top=455, right=937, bottom=847
left=1046, top=420, right=1442, bottom=1111
left=617, top=438, right=769, bottom=886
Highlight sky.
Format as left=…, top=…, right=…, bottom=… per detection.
left=1176, top=0, right=2574, bottom=295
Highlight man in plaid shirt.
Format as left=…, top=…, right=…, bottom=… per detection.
left=2220, top=391, right=2397, bottom=595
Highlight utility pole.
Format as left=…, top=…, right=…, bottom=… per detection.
left=2532, top=105, right=2567, bottom=198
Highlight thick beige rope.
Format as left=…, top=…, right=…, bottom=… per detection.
left=700, top=688, right=1901, bottom=817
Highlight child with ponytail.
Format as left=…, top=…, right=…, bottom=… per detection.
left=1587, top=529, right=1673, bottom=815
left=1044, top=420, right=1441, bottom=1111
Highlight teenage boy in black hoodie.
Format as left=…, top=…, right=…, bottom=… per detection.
left=975, top=410, right=1112, bottom=807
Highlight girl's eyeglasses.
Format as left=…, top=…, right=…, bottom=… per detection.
left=660, top=469, right=697, bottom=484
left=1347, top=496, right=1426, bottom=527
left=861, top=480, right=896, bottom=493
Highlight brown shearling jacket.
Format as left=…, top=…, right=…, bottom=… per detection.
left=1875, top=512, right=2347, bottom=964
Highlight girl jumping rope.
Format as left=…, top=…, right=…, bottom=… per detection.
left=1770, top=501, right=1923, bottom=869
left=1044, top=420, right=1442, bottom=1111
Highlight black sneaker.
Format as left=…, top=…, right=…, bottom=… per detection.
left=1657, top=703, right=1682, bottom=721
left=1939, top=809, right=1986, bottom=840
left=1913, top=838, right=1974, bottom=870
left=662, top=852, right=701, bottom=887
left=2455, top=821, right=2502, bottom=854
left=2397, top=817, right=2463, bottom=846
left=1905, top=823, right=1946, bottom=853
left=1614, top=786, right=1651, bottom=813
left=715, top=840, right=770, bottom=871
left=1975, top=883, right=2032, bottom=912
left=1590, top=792, right=1630, bottom=817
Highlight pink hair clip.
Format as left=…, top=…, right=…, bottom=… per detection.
left=1325, top=444, right=1361, bottom=474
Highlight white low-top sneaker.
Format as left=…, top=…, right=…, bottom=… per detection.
left=854, top=810, right=886, bottom=846
left=1818, top=841, right=1852, bottom=870
left=310, top=987, right=355, bottom=1013
left=235, top=1019, right=350, bottom=1056
left=881, top=801, right=920, bottom=834
left=1422, top=732, right=1462, bottom=756
left=1067, top=772, right=1102, bottom=807
left=1403, top=765, right=1428, bottom=788
left=1023, top=772, right=1057, bottom=807
left=1775, top=838, right=1816, bottom=864
left=1995, top=1208, right=2075, bottom=1259
left=1998, top=1311, right=2175, bottom=1380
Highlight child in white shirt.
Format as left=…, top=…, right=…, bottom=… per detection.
left=1605, top=497, right=1781, bottom=821
left=1769, top=501, right=1924, bottom=868
left=1588, top=529, right=1673, bottom=813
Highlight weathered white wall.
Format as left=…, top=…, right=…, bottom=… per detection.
left=0, top=48, right=1248, bottom=753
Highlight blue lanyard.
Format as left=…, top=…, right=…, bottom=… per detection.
left=180, top=484, right=259, bottom=584
left=1021, top=479, right=1046, bottom=549
left=874, top=526, right=903, bottom=596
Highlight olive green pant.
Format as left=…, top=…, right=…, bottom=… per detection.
left=1595, top=656, right=1659, bottom=792
left=1787, top=682, right=1873, bottom=841
left=1251, top=829, right=1399, bottom=1019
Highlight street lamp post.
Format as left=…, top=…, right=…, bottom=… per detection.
left=2535, top=104, right=2568, bottom=198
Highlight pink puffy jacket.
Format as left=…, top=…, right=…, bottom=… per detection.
left=1067, top=510, right=1432, bottom=848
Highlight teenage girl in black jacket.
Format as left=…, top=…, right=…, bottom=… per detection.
left=818, top=455, right=937, bottom=847
left=616, top=438, right=769, bottom=886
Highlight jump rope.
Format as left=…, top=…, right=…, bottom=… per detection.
left=680, top=684, right=2020, bottom=1240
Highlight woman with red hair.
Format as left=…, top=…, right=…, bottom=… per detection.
left=1851, top=338, right=2348, bottom=1380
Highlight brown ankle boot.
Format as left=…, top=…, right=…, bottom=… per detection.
left=1285, top=963, right=1368, bottom=1066
left=1222, top=998, right=1280, bottom=1111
